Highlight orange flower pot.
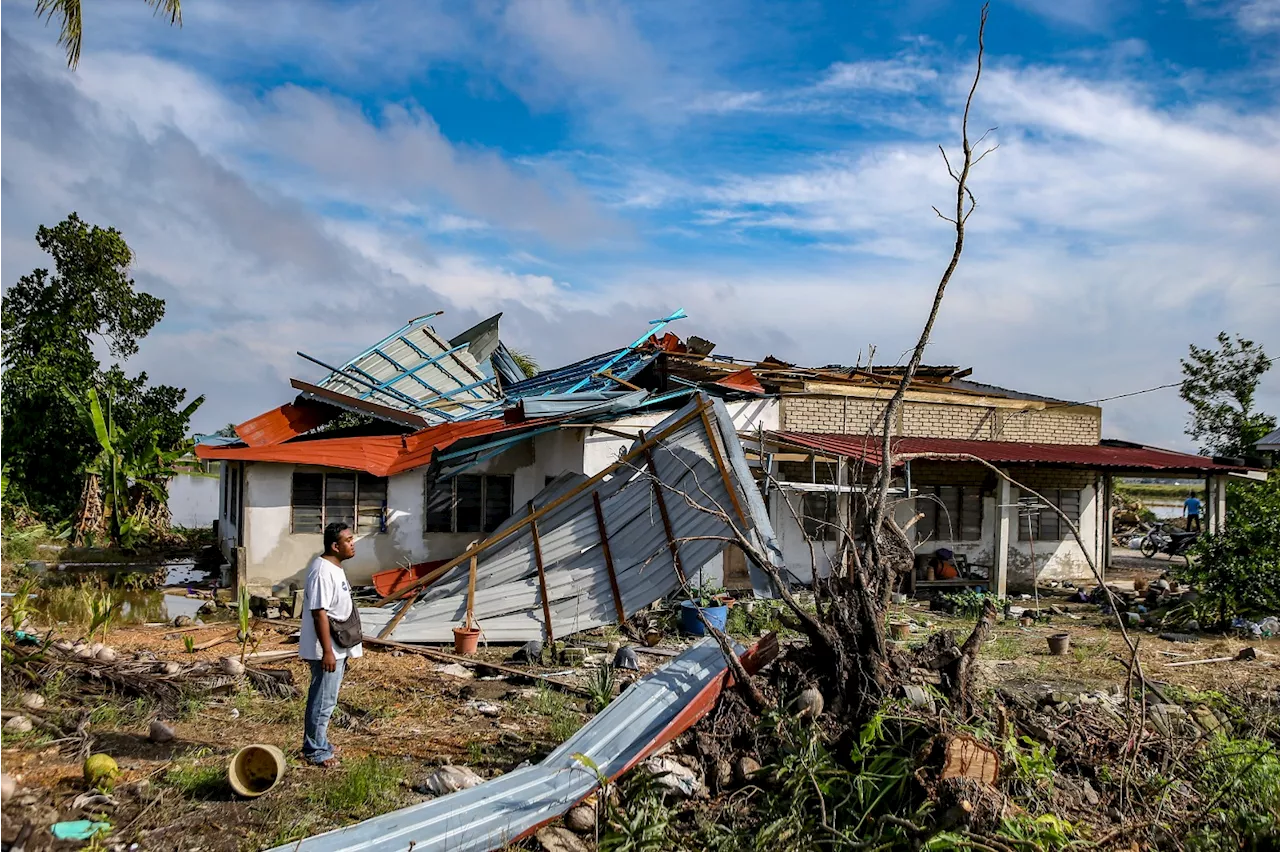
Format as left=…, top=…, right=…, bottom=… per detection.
left=453, top=626, right=481, bottom=656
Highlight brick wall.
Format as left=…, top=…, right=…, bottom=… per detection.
left=995, top=408, right=1099, bottom=445
left=782, top=396, right=1101, bottom=446
left=1012, top=468, right=1096, bottom=490
left=909, top=461, right=990, bottom=487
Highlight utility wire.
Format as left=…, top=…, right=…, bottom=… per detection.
left=1043, top=354, right=1276, bottom=410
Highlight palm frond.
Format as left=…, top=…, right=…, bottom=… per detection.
left=35, top=0, right=82, bottom=69
left=35, top=0, right=182, bottom=70
left=146, top=0, right=182, bottom=26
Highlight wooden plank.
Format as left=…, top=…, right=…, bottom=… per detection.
left=643, top=444, right=687, bottom=584
left=360, top=635, right=590, bottom=697
left=592, top=491, right=627, bottom=624
left=697, top=403, right=748, bottom=526
left=373, top=402, right=709, bottom=638
left=192, top=630, right=238, bottom=651
left=465, top=555, right=478, bottom=630
left=528, top=506, right=556, bottom=644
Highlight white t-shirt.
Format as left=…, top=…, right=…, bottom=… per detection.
left=298, top=555, right=363, bottom=661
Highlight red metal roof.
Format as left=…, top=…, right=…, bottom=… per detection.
left=769, top=432, right=1260, bottom=474
left=714, top=368, right=766, bottom=395
left=234, top=399, right=337, bottom=448
left=196, top=418, right=535, bottom=476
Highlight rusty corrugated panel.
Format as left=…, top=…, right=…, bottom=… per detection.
left=233, top=400, right=338, bottom=447
left=194, top=418, right=520, bottom=476
left=713, top=367, right=766, bottom=395
left=769, top=432, right=1261, bottom=473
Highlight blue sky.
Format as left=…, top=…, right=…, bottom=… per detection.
left=2, top=0, right=1278, bottom=450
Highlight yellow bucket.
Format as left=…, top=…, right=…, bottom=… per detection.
left=227, top=744, right=286, bottom=797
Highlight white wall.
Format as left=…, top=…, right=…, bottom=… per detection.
left=235, top=429, right=592, bottom=593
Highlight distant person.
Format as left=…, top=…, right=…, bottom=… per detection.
left=1182, top=495, right=1202, bottom=533
left=299, top=522, right=362, bottom=768
left=929, top=548, right=960, bottom=580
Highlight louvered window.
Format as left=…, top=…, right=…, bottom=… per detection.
left=425, top=474, right=514, bottom=534
left=916, top=486, right=983, bottom=542
left=1017, top=489, right=1082, bottom=542
left=291, top=472, right=388, bottom=534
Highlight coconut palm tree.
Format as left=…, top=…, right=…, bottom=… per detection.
left=35, top=0, right=182, bottom=69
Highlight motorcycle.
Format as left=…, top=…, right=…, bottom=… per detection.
left=1140, top=523, right=1198, bottom=561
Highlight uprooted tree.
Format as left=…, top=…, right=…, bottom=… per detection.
left=716, top=4, right=1002, bottom=723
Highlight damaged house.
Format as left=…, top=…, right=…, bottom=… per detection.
left=197, top=310, right=1263, bottom=637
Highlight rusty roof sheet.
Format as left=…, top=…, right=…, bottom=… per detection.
left=233, top=399, right=338, bottom=447
left=195, top=418, right=533, bottom=476
left=768, top=432, right=1263, bottom=473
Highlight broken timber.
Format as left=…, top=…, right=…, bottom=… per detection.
left=361, top=395, right=782, bottom=644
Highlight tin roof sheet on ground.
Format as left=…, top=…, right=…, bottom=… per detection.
left=768, top=432, right=1263, bottom=474
left=265, top=638, right=736, bottom=852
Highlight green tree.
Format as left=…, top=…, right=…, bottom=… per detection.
left=1, top=213, right=198, bottom=519
left=1179, top=332, right=1275, bottom=458
left=1185, top=478, right=1280, bottom=628
left=35, top=0, right=182, bottom=70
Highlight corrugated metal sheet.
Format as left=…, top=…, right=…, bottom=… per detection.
left=305, top=315, right=502, bottom=423
left=264, top=638, right=740, bottom=852
left=520, top=390, right=651, bottom=419
left=233, top=399, right=338, bottom=447
left=769, top=432, right=1261, bottom=473
left=501, top=347, right=656, bottom=400
left=713, top=368, right=766, bottom=395
left=362, top=394, right=779, bottom=643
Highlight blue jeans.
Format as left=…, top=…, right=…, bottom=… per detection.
left=303, top=658, right=346, bottom=764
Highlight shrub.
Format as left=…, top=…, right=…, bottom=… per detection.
left=1183, top=478, right=1280, bottom=626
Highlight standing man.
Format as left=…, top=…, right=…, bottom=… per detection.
left=299, top=522, right=362, bottom=767
left=1182, top=494, right=1202, bottom=533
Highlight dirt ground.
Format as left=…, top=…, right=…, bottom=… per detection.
left=3, top=583, right=1278, bottom=852
left=1, top=612, right=673, bottom=851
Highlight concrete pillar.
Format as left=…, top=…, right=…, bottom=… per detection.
left=994, top=469, right=1013, bottom=598
left=1213, top=475, right=1228, bottom=533
left=1101, top=473, right=1113, bottom=581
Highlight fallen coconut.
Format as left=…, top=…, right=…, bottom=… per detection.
left=89, top=642, right=104, bottom=656
left=172, top=615, right=193, bottom=628
left=52, top=639, right=74, bottom=654
left=74, top=646, right=95, bottom=659
left=1, top=773, right=15, bottom=804
left=4, top=716, right=33, bottom=734
left=83, top=753, right=120, bottom=792
left=564, top=803, right=596, bottom=833
left=157, top=661, right=182, bottom=676
left=96, top=647, right=118, bottom=663
left=148, top=719, right=175, bottom=743
left=20, top=692, right=45, bottom=711
left=220, top=657, right=246, bottom=677
left=795, top=686, right=824, bottom=720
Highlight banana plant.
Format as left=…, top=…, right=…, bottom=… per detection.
left=66, top=386, right=205, bottom=548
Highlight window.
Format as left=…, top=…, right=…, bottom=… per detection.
left=801, top=491, right=837, bottom=540
left=225, top=464, right=241, bottom=526
left=915, top=486, right=982, bottom=542
left=1017, top=489, right=1081, bottom=541
left=291, top=472, right=387, bottom=535
left=425, top=474, right=514, bottom=534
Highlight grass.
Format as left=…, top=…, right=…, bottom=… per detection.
left=311, top=755, right=405, bottom=819
left=0, top=727, right=54, bottom=749
left=1116, top=482, right=1202, bottom=501
left=525, top=685, right=585, bottom=743
left=983, top=635, right=1023, bottom=660
left=162, top=750, right=226, bottom=799
left=90, top=696, right=156, bottom=728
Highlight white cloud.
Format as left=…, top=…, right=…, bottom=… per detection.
left=1235, top=0, right=1280, bottom=31
left=817, top=59, right=939, bottom=93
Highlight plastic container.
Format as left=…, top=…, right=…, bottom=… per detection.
left=453, top=626, right=481, bottom=656
left=679, top=600, right=728, bottom=636
left=227, top=744, right=286, bottom=797
left=1047, top=633, right=1071, bottom=656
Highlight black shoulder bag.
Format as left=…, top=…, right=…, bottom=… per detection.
left=328, top=606, right=363, bottom=649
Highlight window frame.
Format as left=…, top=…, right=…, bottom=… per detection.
left=424, top=473, right=515, bottom=534
left=290, top=471, right=388, bottom=535
left=915, top=485, right=983, bottom=542
left=799, top=490, right=837, bottom=541
left=1017, top=488, right=1082, bottom=542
